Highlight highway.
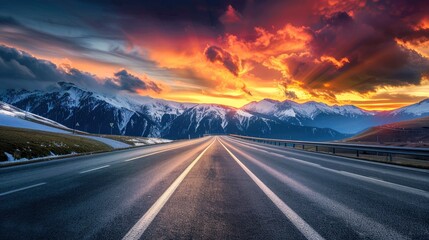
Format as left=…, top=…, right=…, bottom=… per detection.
left=0, top=136, right=428, bottom=239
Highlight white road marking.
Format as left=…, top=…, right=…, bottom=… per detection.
left=219, top=139, right=325, bottom=240
left=221, top=140, right=408, bottom=240
left=0, top=182, right=46, bottom=197
left=122, top=139, right=215, bottom=240
left=79, top=165, right=110, bottom=174
left=338, top=170, right=429, bottom=199
left=226, top=137, right=429, bottom=198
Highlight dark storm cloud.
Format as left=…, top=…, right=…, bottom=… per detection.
left=0, top=44, right=64, bottom=89
left=0, top=45, right=162, bottom=94
left=105, top=70, right=162, bottom=93
left=284, top=2, right=429, bottom=95
left=284, top=91, right=298, bottom=100
left=204, top=46, right=242, bottom=76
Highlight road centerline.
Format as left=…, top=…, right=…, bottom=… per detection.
left=218, top=138, right=325, bottom=240
left=0, top=182, right=46, bottom=197
left=122, top=138, right=216, bottom=240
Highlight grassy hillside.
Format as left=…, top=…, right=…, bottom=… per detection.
left=346, top=116, right=429, bottom=147
left=0, top=126, right=112, bottom=161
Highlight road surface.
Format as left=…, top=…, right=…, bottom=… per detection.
left=0, top=136, right=428, bottom=239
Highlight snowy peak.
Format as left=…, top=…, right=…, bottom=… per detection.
left=391, top=98, right=429, bottom=116
left=242, top=99, right=280, bottom=114
left=185, top=104, right=256, bottom=129
left=242, top=98, right=371, bottom=120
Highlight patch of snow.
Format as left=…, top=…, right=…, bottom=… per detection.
left=243, top=99, right=279, bottom=114
left=278, top=108, right=296, bottom=118
left=0, top=111, right=70, bottom=133
left=82, top=136, right=131, bottom=149
left=236, top=109, right=253, bottom=118
left=126, top=137, right=172, bottom=146
left=4, top=152, right=15, bottom=161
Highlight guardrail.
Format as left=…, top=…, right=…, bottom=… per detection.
left=229, top=134, right=429, bottom=162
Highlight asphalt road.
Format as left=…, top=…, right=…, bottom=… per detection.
left=0, top=136, right=428, bottom=239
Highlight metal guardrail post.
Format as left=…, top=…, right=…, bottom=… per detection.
left=356, top=150, right=359, bottom=157
left=316, top=146, right=318, bottom=152
left=333, top=147, right=336, bottom=155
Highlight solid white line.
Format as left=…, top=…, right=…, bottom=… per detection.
left=220, top=141, right=408, bottom=240
left=0, top=182, right=46, bottom=197
left=218, top=139, right=325, bottom=240
left=338, top=170, right=429, bottom=198
left=79, top=165, right=110, bottom=174
left=225, top=137, right=429, bottom=198
left=122, top=139, right=215, bottom=240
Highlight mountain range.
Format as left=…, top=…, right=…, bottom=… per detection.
left=0, top=82, right=428, bottom=140
left=242, top=98, right=429, bottom=134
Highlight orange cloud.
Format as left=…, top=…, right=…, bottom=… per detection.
left=319, top=55, right=350, bottom=68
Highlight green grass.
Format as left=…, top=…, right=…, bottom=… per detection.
left=0, top=126, right=112, bottom=161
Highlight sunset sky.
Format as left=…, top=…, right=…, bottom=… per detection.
left=1, top=0, right=429, bottom=110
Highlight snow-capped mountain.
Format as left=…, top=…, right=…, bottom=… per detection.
left=2, top=82, right=425, bottom=139
left=389, top=99, right=429, bottom=117
left=0, top=82, right=194, bottom=137
left=242, top=98, right=429, bottom=134
left=165, top=104, right=347, bottom=140
left=0, top=82, right=350, bottom=140
left=243, top=99, right=372, bottom=120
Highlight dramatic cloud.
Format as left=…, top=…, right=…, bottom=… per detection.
left=0, top=45, right=162, bottom=94
left=216, top=2, right=429, bottom=100
left=0, top=0, right=428, bottom=109
left=0, top=44, right=67, bottom=89
left=204, top=45, right=244, bottom=77
left=105, top=70, right=162, bottom=93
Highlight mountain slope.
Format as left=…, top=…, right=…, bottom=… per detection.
left=388, top=99, right=429, bottom=119
left=0, top=101, right=71, bottom=133
left=346, top=116, right=429, bottom=147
